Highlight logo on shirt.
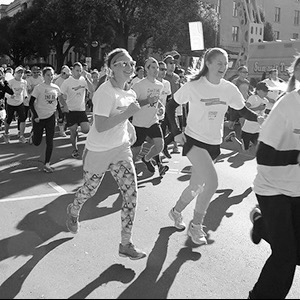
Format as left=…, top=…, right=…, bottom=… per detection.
left=200, top=98, right=226, bottom=106
left=293, top=129, right=300, bottom=134
left=72, top=85, right=86, bottom=91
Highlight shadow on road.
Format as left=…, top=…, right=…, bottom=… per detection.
left=204, top=187, right=253, bottom=233
left=68, top=264, right=136, bottom=299
left=117, top=226, right=201, bottom=299
left=0, top=238, right=72, bottom=299
left=0, top=173, right=124, bottom=263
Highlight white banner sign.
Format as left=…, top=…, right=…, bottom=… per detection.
left=189, top=21, right=204, bottom=51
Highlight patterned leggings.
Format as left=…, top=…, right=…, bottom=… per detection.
left=72, top=160, right=137, bottom=245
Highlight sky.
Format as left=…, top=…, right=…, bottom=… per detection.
left=0, top=0, right=13, bottom=5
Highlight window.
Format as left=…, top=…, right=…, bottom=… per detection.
left=274, top=31, right=280, bottom=40
left=294, top=10, right=300, bottom=25
left=293, top=33, right=299, bottom=39
left=232, top=26, right=239, bottom=42
left=233, top=1, right=238, bottom=17
left=275, top=7, right=281, bottom=23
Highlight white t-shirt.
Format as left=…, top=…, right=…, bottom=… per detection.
left=85, top=80, right=136, bottom=152
left=26, top=76, right=43, bottom=106
left=157, top=79, right=171, bottom=121
left=60, top=76, right=88, bottom=111
left=174, top=77, right=245, bottom=145
left=242, top=94, right=268, bottom=134
left=31, top=83, right=61, bottom=120
left=6, top=78, right=28, bottom=106
left=262, top=78, right=283, bottom=110
left=131, top=78, right=164, bottom=128
left=253, top=90, right=300, bottom=197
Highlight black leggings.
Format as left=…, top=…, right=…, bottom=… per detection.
left=32, top=114, right=56, bottom=164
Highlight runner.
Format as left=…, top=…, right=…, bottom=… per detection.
left=166, top=47, right=263, bottom=245
left=66, top=48, right=146, bottom=260
left=29, top=67, right=63, bottom=173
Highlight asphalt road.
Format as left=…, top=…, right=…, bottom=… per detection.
left=0, top=123, right=299, bottom=299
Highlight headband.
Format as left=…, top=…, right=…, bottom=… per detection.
left=110, top=52, right=126, bottom=68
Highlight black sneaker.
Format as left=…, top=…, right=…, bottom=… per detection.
left=158, top=165, right=169, bottom=177
left=142, top=156, right=155, bottom=173
left=250, top=206, right=262, bottom=244
left=163, top=147, right=171, bottom=159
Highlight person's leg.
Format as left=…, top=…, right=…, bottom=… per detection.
left=66, top=149, right=108, bottom=233
left=4, top=104, right=15, bottom=135
left=69, top=124, right=79, bottom=150
left=131, top=126, right=147, bottom=163
left=144, top=137, right=164, bottom=161
left=32, top=118, right=45, bottom=147
left=250, top=195, right=298, bottom=299
left=44, top=114, right=56, bottom=165
left=79, top=121, right=90, bottom=134
left=109, top=152, right=146, bottom=259
left=16, top=104, right=27, bottom=142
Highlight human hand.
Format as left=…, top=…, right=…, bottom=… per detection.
left=125, top=101, right=141, bottom=117
left=34, top=117, right=40, bottom=123
left=257, top=115, right=265, bottom=125
left=148, top=95, right=159, bottom=106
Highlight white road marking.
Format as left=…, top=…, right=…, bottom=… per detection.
left=0, top=182, right=69, bottom=203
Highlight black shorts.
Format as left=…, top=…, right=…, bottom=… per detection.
left=183, top=134, right=221, bottom=160
left=132, top=123, right=163, bottom=147
left=227, top=107, right=240, bottom=122
left=66, top=111, right=89, bottom=128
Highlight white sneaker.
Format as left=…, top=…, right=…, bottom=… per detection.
left=19, top=136, right=27, bottom=143
left=187, top=221, right=207, bottom=245
left=168, top=208, right=186, bottom=230
left=3, top=134, right=10, bottom=144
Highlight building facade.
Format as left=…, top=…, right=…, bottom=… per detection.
left=203, top=0, right=300, bottom=52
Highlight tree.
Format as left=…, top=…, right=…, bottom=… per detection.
left=263, top=21, right=275, bottom=42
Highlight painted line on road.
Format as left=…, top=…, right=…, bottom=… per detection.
left=0, top=182, right=69, bottom=203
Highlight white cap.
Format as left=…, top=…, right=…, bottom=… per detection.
left=61, top=66, right=71, bottom=75
left=15, top=66, right=24, bottom=73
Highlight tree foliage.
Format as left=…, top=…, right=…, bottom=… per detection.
left=0, top=0, right=219, bottom=70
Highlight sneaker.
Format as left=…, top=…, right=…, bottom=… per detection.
left=172, top=146, right=180, bottom=153
left=142, top=156, right=155, bottom=173
left=58, top=131, right=67, bottom=137
left=19, top=136, right=27, bottom=143
left=66, top=203, right=80, bottom=234
left=187, top=221, right=207, bottom=245
left=159, top=165, right=169, bottom=177
left=250, top=206, right=262, bottom=245
left=72, top=149, right=80, bottom=159
left=224, top=131, right=236, bottom=143
left=168, top=208, right=186, bottom=230
left=119, top=243, right=147, bottom=260
left=163, top=147, right=171, bottom=159
left=3, top=134, right=10, bottom=144
left=43, top=165, right=54, bottom=173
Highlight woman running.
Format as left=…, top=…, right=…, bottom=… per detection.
left=166, top=47, right=264, bottom=245
left=29, top=66, right=63, bottom=173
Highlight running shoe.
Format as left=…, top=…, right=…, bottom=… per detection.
left=72, top=149, right=80, bottom=159
left=43, top=165, right=54, bottom=173
left=3, top=134, right=10, bottom=144
left=249, top=206, right=262, bottom=245
left=168, top=208, right=186, bottom=230
left=187, top=221, right=207, bottom=245
left=224, top=131, right=236, bottom=143
left=163, top=146, right=171, bottom=159
left=158, top=165, right=169, bottom=177
left=119, top=243, right=147, bottom=260
left=142, top=156, right=155, bottom=173
left=66, top=203, right=80, bottom=234
left=19, top=136, right=27, bottom=143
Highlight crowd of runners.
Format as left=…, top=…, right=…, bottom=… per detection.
left=1, top=46, right=300, bottom=299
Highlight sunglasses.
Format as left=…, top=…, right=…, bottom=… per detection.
left=159, top=67, right=167, bottom=71
left=114, top=60, right=136, bottom=68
